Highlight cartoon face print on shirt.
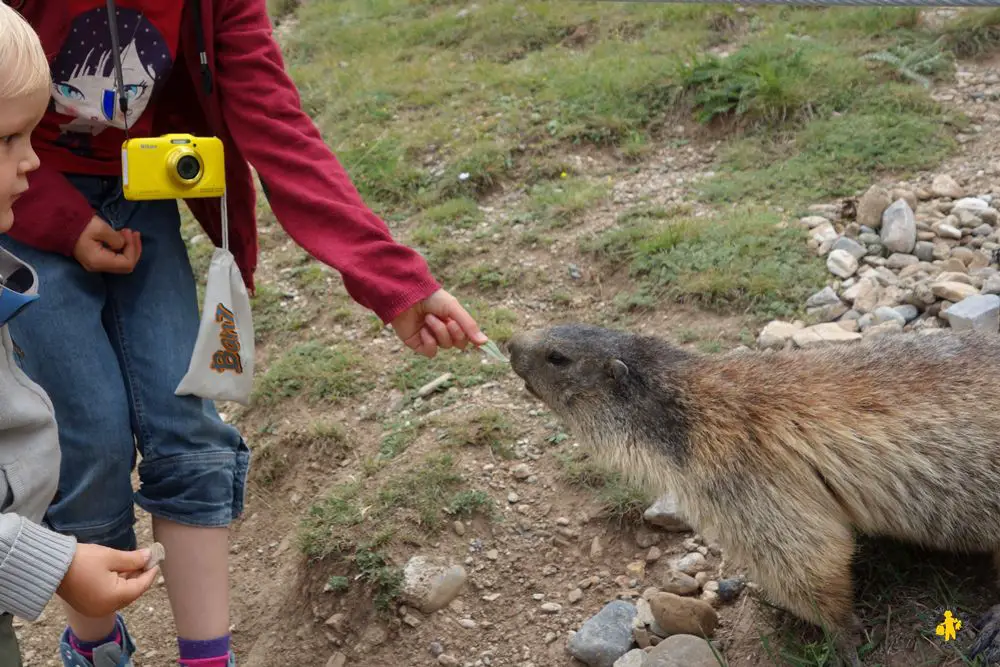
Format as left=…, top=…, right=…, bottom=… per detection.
left=49, top=7, right=172, bottom=139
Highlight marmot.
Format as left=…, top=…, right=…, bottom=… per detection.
left=507, top=324, right=1000, bottom=665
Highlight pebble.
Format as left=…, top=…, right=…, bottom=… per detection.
left=717, top=577, right=746, bottom=603
left=661, top=569, right=700, bottom=596
left=642, top=494, right=690, bottom=532
left=612, top=649, right=646, bottom=667
left=880, top=199, right=917, bottom=254
left=827, top=249, right=858, bottom=278
left=648, top=592, right=718, bottom=638
left=567, top=600, right=638, bottom=667
left=401, top=556, right=468, bottom=613
left=943, top=294, right=1000, bottom=332
left=644, top=634, right=721, bottom=667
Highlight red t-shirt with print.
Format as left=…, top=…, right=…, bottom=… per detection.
left=32, top=1, right=184, bottom=176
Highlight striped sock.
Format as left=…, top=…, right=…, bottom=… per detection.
left=68, top=627, right=122, bottom=660
left=178, top=635, right=231, bottom=667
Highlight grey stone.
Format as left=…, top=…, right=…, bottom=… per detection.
left=612, top=650, right=646, bottom=667
left=914, top=241, right=935, bottom=262
left=805, top=286, right=842, bottom=309
left=717, top=578, right=746, bottom=603
left=401, top=556, right=468, bottom=613
left=936, top=223, right=963, bottom=240
left=568, top=600, right=639, bottom=667
left=827, top=249, right=858, bottom=278
left=857, top=185, right=892, bottom=229
left=832, top=236, right=868, bottom=260
left=809, top=222, right=839, bottom=245
left=643, top=494, right=690, bottom=532
left=893, top=305, right=920, bottom=323
left=872, top=306, right=906, bottom=327
left=931, top=174, right=964, bottom=199
left=644, top=635, right=721, bottom=667
left=886, top=253, right=919, bottom=270
left=942, top=294, right=1000, bottom=333
left=952, top=197, right=990, bottom=215
left=880, top=199, right=917, bottom=254
left=983, top=274, right=1000, bottom=295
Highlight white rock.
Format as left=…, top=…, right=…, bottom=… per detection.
left=757, top=321, right=802, bottom=349
left=931, top=281, right=980, bottom=302
left=792, top=323, right=862, bottom=348
left=827, top=249, right=859, bottom=278
left=931, top=174, right=964, bottom=199
left=809, top=222, right=839, bottom=245
left=943, top=294, right=1000, bottom=333
left=880, top=199, right=917, bottom=254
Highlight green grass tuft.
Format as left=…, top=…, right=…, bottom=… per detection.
left=253, top=341, right=375, bottom=406
left=585, top=208, right=828, bottom=320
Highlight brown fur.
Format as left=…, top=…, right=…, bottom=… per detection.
left=507, top=324, right=1000, bottom=661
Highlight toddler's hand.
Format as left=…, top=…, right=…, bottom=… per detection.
left=72, top=215, right=142, bottom=274
left=391, top=288, right=488, bottom=358
left=56, top=543, right=159, bottom=617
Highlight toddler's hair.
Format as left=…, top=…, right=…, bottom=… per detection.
left=0, top=3, right=50, bottom=100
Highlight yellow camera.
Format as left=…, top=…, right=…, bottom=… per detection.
left=121, top=134, right=225, bottom=201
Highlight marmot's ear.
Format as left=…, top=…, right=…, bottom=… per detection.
left=606, top=359, right=629, bottom=382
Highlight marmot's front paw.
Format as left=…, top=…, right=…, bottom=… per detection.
left=968, top=604, right=1000, bottom=664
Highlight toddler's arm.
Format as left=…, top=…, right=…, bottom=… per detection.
left=0, top=511, right=76, bottom=621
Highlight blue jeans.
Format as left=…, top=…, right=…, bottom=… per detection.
left=0, top=174, right=250, bottom=550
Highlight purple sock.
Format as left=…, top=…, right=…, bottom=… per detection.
left=68, top=626, right=121, bottom=658
left=178, top=635, right=231, bottom=662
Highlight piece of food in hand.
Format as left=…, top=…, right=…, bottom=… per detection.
left=144, top=542, right=166, bottom=571
left=479, top=339, right=508, bottom=363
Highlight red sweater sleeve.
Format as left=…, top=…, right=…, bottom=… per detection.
left=7, top=162, right=94, bottom=258
left=212, top=0, right=441, bottom=324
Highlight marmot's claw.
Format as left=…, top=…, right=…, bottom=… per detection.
left=968, top=604, right=1000, bottom=664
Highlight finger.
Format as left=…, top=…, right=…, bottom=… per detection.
left=88, top=249, right=138, bottom=274
left=120, top=232, right=142, bottom=269
left=107, top=547, right=151, bottom=573
left=115, top=566, right=159, bottom=606
left=91, top=222, right=126, bottom=252
left=445, top=318, right=468, bottom=349
left=424, top=314, right=454, bottom=349
left=418, top=327, right=437, bottom=358
left=437, top=298, right=487, bottom=346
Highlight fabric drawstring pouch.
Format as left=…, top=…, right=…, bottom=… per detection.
left=175, top=191, right=255, bottom=405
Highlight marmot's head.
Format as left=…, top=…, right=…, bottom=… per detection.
left=508, top=323, right=688, bottom=422
left=509, top=323, right=694, bottom=468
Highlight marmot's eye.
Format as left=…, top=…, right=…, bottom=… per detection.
left=546, top=350, right=570, bottom=366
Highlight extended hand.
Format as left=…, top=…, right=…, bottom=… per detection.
left=390, top=289, right=488, bottom=358
left=56, top=543, right=159, bottom=618
left=72, top=216, right=142, bottom=273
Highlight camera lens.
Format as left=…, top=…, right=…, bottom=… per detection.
left=176, top=155, right=201, bottom=181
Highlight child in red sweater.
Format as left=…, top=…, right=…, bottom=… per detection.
left=6, top=1, right=487, bottom=666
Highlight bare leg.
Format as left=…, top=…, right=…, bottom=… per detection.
left=62, top=607, right=117, bottom=643
left=152, top=518, right=230, bottom=640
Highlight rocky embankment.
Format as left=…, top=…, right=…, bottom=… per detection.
left=760, top=175, right=1000, bottom=349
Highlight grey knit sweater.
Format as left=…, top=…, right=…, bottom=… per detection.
left=0, top=251, right=76, bottom=621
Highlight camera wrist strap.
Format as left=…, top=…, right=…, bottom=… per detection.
left=105, top=0, right=228, bottom=253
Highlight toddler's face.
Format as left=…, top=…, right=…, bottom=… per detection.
left=0, top=87, right=47, bottom=234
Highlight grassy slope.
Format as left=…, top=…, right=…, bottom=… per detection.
left=190, top=2, right=1000, bottom=664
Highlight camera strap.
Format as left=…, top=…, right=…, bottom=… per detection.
left=105, top=0, right=228, bottom=252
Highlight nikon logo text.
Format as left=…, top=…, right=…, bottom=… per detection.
left=210, top=303, right=243, bottom=374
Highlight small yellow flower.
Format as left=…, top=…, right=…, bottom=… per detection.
left=560, top=171, right=567, bottom=179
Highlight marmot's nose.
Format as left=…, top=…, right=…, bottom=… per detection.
left=507, top=333, right=526, bottom=365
